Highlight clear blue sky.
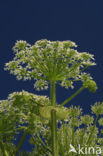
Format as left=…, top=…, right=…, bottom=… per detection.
left=0, top=0, right=103, bottom=151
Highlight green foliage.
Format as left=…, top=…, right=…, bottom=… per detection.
left=0, top=91, right=103, bottom=155
left=0, top=90, right=50, bottom=134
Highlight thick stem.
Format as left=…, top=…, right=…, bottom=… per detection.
left=50, top=81, right=56, bottom=107
left=50, top=81, right=58, bottom=156
left=51, top=109, right=58, bottom=156
left=0, top=140, right=8, bottom=156
left=60, top=86, right=85, bottom=107
left=15, top=131, right=27, bottom=156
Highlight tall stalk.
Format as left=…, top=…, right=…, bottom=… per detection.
left=50, top=81, right=58, bottom=156
left=50, top=81, right=56, bottom=107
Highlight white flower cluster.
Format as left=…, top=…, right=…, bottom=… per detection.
left=8, top=90, right=50, bottom=106
left=13, top=40, right=31, bottom=52
left=5, top=39, right=96, bottom=90
left=34, top=80, right=48, bottom=91
left=0, top=90, right=51, bottom=139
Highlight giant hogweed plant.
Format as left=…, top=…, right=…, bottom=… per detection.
left=0, top=39, right=103, bottom=155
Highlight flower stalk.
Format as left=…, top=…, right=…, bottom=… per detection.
left=86, top=114, right=99, bottom=146
left=60, top=86, right=85, bottom=107
left=50, top=81, right=56, bottom=107
left=50, top=81, right=58, bottom=156
left=51, top=109, right=58, bottom=156
left=15, top=130, right=27, bottom=156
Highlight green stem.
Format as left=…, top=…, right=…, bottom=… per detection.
left=57, top=121, right=64, bottom=156
left=95, top=132, right=102, bottom=146
left=60, top=86, right=85, bottom=107
left=80, top=125, right=87, bottom=145
left=64, top=122, right=69, bottom=155
left=62, top=121, right=65, bottom=155
left=50, top=81, right=58, bottom=156
left=79, top=125, right=87, bottom=156
left=51, top=109, right=58, bottom=156
left=15, top=131, right=27, bottom=156
left=71, top=115, right=75, bottom=156
left=50, top=81, right=56, bottom=107
left=72, top=117, right=75, bottom=146
left=0, top=140, right=8, bottom=156
left=36, top=133, right=52, bottom=153
left=86, top=115, right=99, bottom=146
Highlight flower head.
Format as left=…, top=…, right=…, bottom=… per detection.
left=80, top=115, right=94, bottom=125
left=91, top=102, right=103, bottom=115
left=13, top=40, right=30, bottom=52
left=5, top=39, right=96, bottom=90
left=98, top=118, right=103, bottom=126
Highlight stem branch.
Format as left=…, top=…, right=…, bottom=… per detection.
left=60, top=86, right=84, bottom=107
left=37, top=133, right=52, bottom=153
left=15, top=130, right=27, bottom=156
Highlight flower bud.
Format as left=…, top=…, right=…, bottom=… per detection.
left=83, top=80, right=97, bottom=93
